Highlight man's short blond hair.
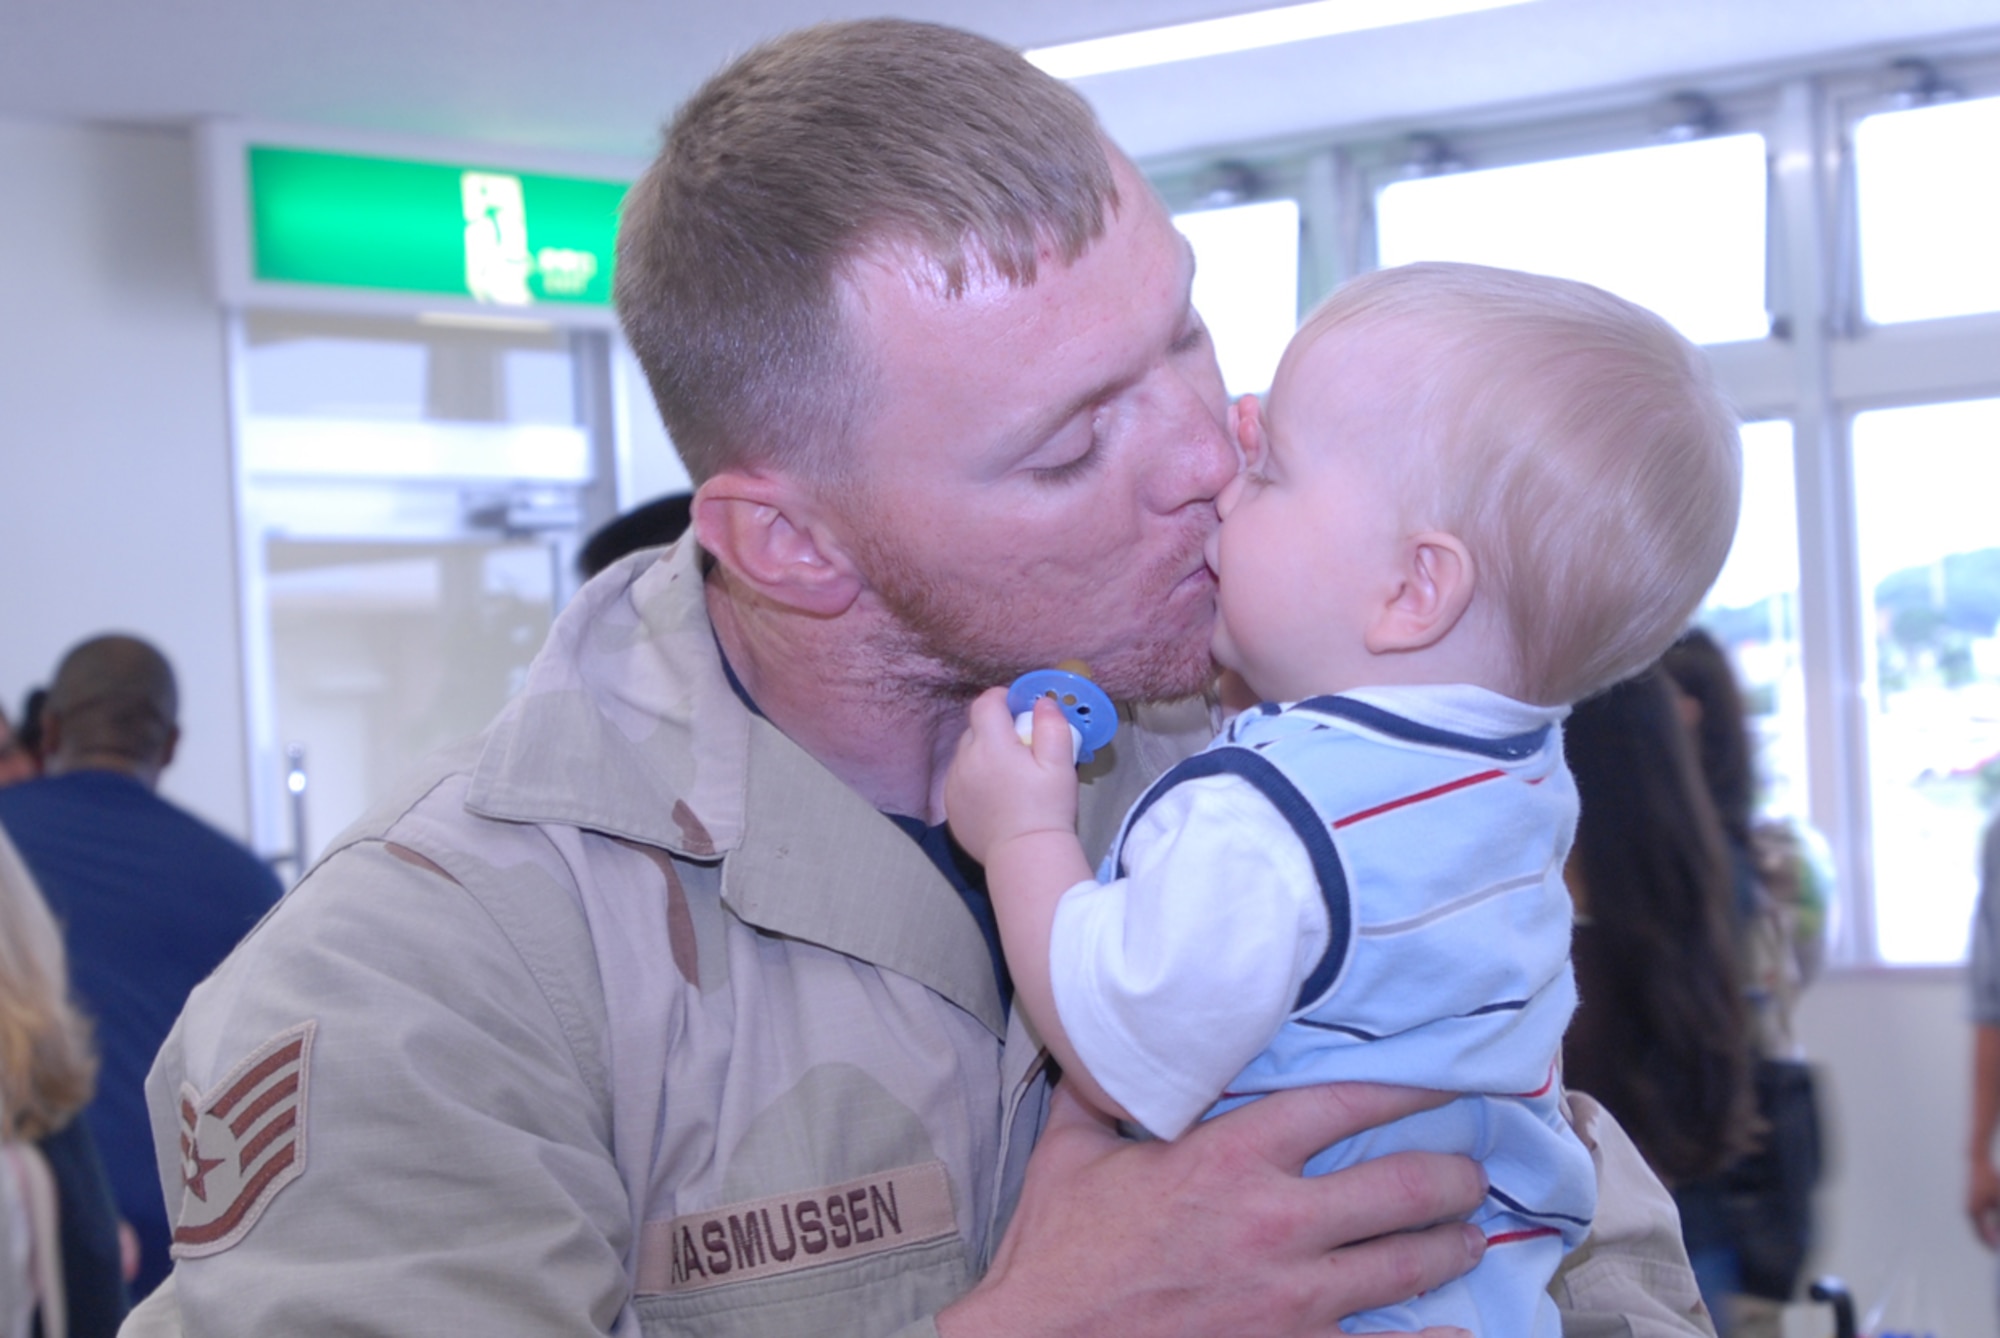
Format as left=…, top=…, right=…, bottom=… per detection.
left=615, top=20, right=1120, bottom=485
left=1299, top=262, right=1742, bottom=705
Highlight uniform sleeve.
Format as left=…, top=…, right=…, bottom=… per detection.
left=140, top=839, right=635, bottom=1338
left=1547, top=1094, right=1714, bottom=1338
left=1050, top=773, right=1332, bottom=1141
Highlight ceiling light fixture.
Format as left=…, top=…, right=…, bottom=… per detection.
left=1026, top=0, right=1538, bottom=80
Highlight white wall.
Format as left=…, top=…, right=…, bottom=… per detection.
left=0, top=117, right=250, bottom=839
left=1790, top=971, right=1991, bottom=1338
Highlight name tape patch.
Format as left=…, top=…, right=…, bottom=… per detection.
left=170, top=1020, right=315, bottom=1258
left=636, top=1160, right=957, bottom=1295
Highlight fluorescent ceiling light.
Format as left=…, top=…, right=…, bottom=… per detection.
left=1026, top=0, right=1538, bottom=80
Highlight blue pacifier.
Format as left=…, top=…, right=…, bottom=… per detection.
left=1006, top=666, right=1118, bottom=765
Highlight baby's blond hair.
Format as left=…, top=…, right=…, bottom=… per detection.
left=1295, top=262, right=1741, bottom=705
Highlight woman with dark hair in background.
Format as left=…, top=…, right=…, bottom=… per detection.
left=1662, top=628, right=1830, bottom=1035
left=1661, top=629, right=1828, bottom=1338
left=1563, top=666, right=1759, bottom=1335
left=1662, top=631, right=1758, bottom=887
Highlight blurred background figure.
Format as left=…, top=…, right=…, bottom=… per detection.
left=1662, top=629, right=1830, bottom=1338
left=1966, top=812, right=2000, bottom=1255
left=574, top=491, right=692, bottom=581
left=0, top=635, right=282, bottom=1302
left=0, top=824, right=128, bottom=1336
left=0, top=707, right=35, bottom=788
left=1562, top=666, right=1760, bottom=1336
left=16, top=691, right=48, bottom=775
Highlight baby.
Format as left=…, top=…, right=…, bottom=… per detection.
left=944, top=261, right=1742, bottom=1336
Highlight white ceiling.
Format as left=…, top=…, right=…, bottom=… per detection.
left=7, top=0, right=2000, bottom=165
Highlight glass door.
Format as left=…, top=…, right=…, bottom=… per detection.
left=233, top=310, right=622, bottom=876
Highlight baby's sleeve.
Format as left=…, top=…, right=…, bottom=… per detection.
left=1050, top=771, right=1334, bottom=1140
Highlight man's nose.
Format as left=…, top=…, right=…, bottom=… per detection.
left=1144, top=375, right=1238, bottom=513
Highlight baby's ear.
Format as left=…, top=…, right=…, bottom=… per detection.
left=1232, top=394, right=1267, bottom=472
left=1366, top=532, right=1475, bottom=654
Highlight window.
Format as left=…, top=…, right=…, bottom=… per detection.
left=1853, top=398, right=2000, bottom=963
left=1855, top=94, right=2000, bottom=325
left=240, top=312, right=591, bottom=482
left=245, top=312, right=579, bottom=425
left=1699, top=421, right=1807, bottom=819
left=1173, top=199, right=1301, bottom=396
left=1375, top=134, right=1769, bottom=345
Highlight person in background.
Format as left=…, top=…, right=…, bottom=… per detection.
left=1662, top=629, right=1830, bottom=1040
left=1966, top=812, right=2000, bottom=1256
left=0, top=824, right=128, bottom=1336
left=576, top=492, right=693, bottom=581
left=16, top=691, right=48, bottom=774
left=1662, top=628, right=1828, bottom=1337
left=1562, top=666, right=1760, bottom=1336
left=0, top=636, right=281, bottom=1302
left=0, top=708, right=36, bottom=788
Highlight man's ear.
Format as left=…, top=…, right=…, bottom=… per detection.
left=1365, top=531, right=1475, bottom=654
left=692, top=471, right=864, bottom=617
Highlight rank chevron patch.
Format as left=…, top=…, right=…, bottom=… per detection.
left=170, top=1020, right=316, bottom=1258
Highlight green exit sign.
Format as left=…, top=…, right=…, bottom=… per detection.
left=245, top=145, right=629, bottom=309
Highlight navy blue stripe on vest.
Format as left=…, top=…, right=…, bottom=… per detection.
left=1487, top=1185, right=1595, bottom=1230
left=1460, top=997, right=1529, bottom=1017
left=1293, top=1017, right=1381, bottom=1041
left=1121, top=748, right=1351, bottom=1012
left=1293, top=696, right=1550, bottom=762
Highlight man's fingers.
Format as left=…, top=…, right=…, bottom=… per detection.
left=1209, top=1082, right=1459, bottom=1174
left=1309, top=1148, right=1489, bottom=1251
left=982, top=1083, right=1490, bottom=1337
left=1321, top=1221, right=1487, bottom=1322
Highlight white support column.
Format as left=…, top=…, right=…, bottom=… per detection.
left=1772, top=75, right=1875, bottom=962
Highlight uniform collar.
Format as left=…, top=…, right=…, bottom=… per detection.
left=464, top=537, right=1006, bottom=1035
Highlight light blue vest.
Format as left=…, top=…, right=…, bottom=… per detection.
left=1106, top=693, right=1597, bottom=1337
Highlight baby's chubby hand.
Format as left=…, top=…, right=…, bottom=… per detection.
left=943, top=687, right=1084, bottom=865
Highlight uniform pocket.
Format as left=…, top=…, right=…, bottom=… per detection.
left=632, top=1236, right=971, bottom=1338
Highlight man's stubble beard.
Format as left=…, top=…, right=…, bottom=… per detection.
left=850, top=530, right=1219, bottom=708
